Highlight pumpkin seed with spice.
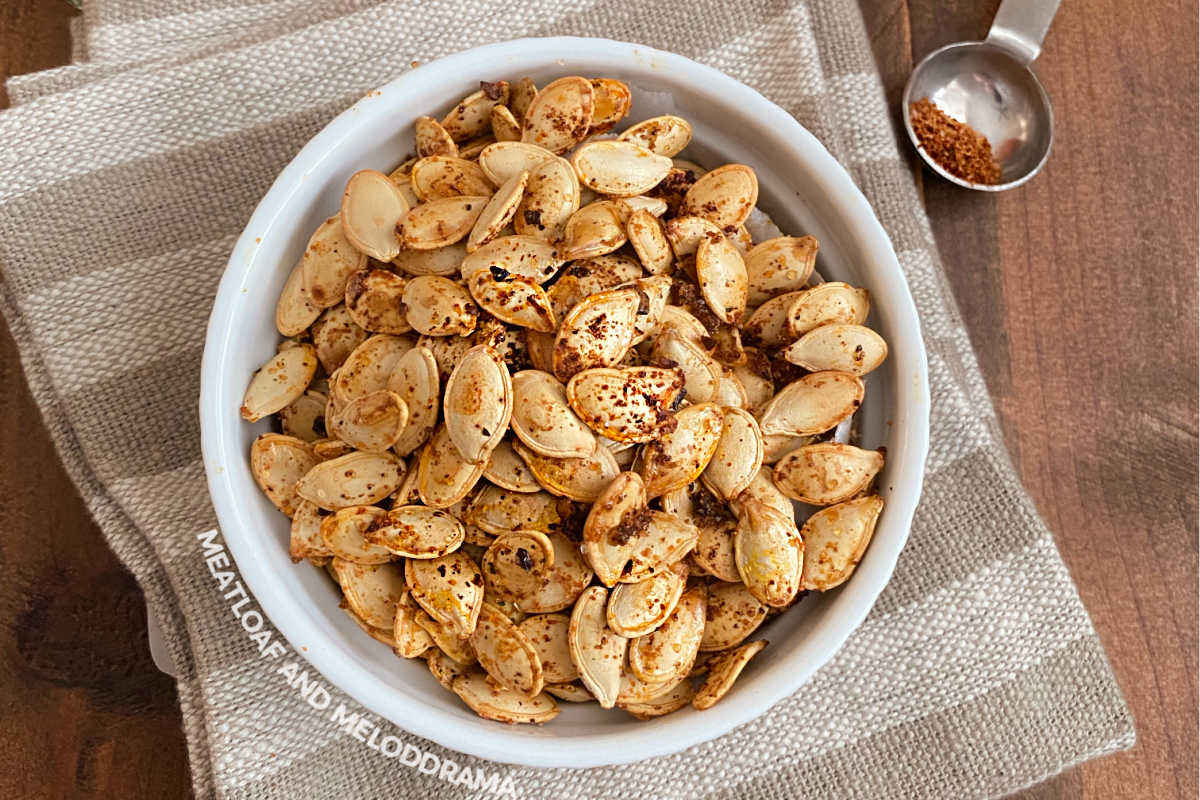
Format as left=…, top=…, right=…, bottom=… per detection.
left=240, top=344, right=318, bottom=422
left=406, top=550, right=485, bottom=639
left=341, top=169, right=409, bottom=260
left=294, top=450, right=405, bottom=511
left=443, top=345, right=512, bottom=463
left=250, top=433, right=318, bottom=516
left=521, top=76, right=594, bottom=154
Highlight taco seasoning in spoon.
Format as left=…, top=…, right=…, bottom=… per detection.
left=909, top=98, right=1002, bottom=186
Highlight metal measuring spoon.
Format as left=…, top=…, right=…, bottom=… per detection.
left=901, top=0, right=1061, bottom=191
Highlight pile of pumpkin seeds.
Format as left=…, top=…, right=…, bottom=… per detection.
left=242, top=76, right=889, bottom=724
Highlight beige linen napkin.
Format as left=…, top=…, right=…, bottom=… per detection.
left=0, top=1, right=1133, bottom=797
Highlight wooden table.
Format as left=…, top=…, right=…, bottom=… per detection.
left=0, top=1, right=1195, bottom=797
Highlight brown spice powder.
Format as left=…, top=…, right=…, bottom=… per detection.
left=909, top=98, right=1003, bottom=185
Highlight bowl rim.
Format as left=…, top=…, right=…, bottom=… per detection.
left=199, top=35, right=930, bottom=768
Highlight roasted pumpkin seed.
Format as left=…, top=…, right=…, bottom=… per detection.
left=523, top=531, right=594, bottom=614
left=301, top=216, right=367, bottom=308
left=587, top=78, right=632, bottom=133
left=415, top=115, right=458, bottom=158
left=452, top=671, right=559, bottom=724
left=637, top=402, right=724, bottom=497
left=510, top=370, right=596, bottom=459
left=406, top=551, right=484, bottom=638
left=744, top=235, right=818, bottom=305
left=615, top=670, right=676, bottom=706
left=521, top=76, right=594, bottom=154
left=250, top=433, right=318, bottom=516
left=289, top=499, right=333, bottom=563
left=459, top=136, right=497, bottom=161
left=739, top=464, right=796, bottom=522
left=387, top=345, right=440, bottom=456
left=713, top=367, right=749, bottom=409
left=443, top=345, right=512, bottom=463
left=467, top=269, right=556, bottom=332
left=733, top=497, right=803, bottom=607
left=393, top=603, right=436, bottom=658
left=467, top=169, right=527, bottom=252
left=628, top=274, right=672, bottom=347
left=606, top=563, right=687, bottom=638
left=367, top=504, right=465, bottom=558
left=483, top=437, right=543, bottom=492
left=700, top=581, right=768, bottom=651
left=700, top=407, right=764, bottom=501
left=426, top=648, right=472, bottom=689
left=297, top=450, right=406, bottom=510
left=344, top=269, right=410, bottom=335
left=490, top=103, right=522, bottom=141
left=571, top=141, right=673, bottom=197
left=620, top=679, right=696, bottom=719
left=471, top=602, right=544, bottom=696
left=517, top=614, right=578, bottom=683
left=241, top=344, right=318, bottom=422
left=787, top=281, right=870, bottom=336
left=628, top=582, right=706, bottom=683
left=758, top=371, right=864, bottom=436
left=741, top=290, right=805, bottom=348
left=552, top=287, right=640, bottom=381
left=693, top=639, right=766, bottom=709
left=466, top=485, right=560, bottom=536
left=410, top=156, right=494, bottom=202
left=560, top=200, right=628, bottom=260
left=460, top=234, right=563, bottom=283
left=731, top=348, right=774, bottom=414
left=416, top=424, right=487, bottom=508
left=333, top=558, right=407, bottom=628
left=773, top=443, right=884, bottom=505
left=800, top=494, right=884, bottom=591
left=626, top=208, right=673, bottom=275
left=477, top=140, right=555, bottom=185
left=568, top=586, right=627, bottom=708
left=327, top=389, right=408, bottom=452
left=415, top=608, right=479, bottom=665
left=619, top=115, right=693, bottom=157
left=402, top=275, right=478, bottom=336
left=514, top=155, right=580, bottom=242
left=664, top=214, right=723, bottom=259
left=329, top=333, right=413, bottom=408
left=341, top=169, right=409, bottom=260
left=312, top=437, right=354, bottom=461
left=783, top=323, right=889, bottom=375
left=482, top=529, right=556, bottom=604
left=442, top=81, right=510, bottom=142
left=566, top=366, right=685, bottom=443
left=275, top=257, right=321, bottom=337
left=650, top=328, right=722, bottom=403
left=696, top=232, right=749, bottom=324
left=391, top=241, right=467, bottom=277
left=681, top=164, right=759, bottom=229
left=515, top=440, right=620, bottom=502
left=400, top=195, right=488, bottom=250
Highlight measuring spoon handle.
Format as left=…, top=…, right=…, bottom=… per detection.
left=986, top=0, right=1061, bottom=65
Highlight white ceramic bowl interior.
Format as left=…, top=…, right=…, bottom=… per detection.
left=200, top=37, right=930, bottom=768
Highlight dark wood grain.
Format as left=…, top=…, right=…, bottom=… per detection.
left=0, top=2, right=192, bottom=799
left=0, top=1, right=1196, bottom=798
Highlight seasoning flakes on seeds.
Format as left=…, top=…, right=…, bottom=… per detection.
left=240, top=74, right=892, bottom=724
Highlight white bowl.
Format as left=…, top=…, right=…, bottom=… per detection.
left=200, top=37, right=930, bottom=768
